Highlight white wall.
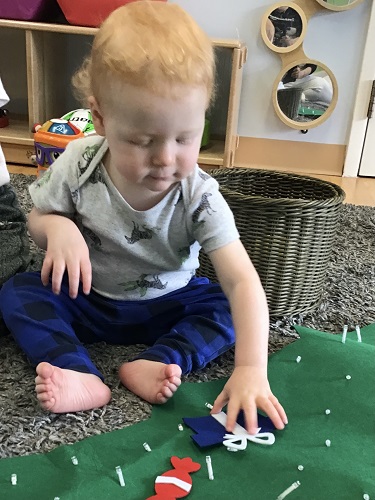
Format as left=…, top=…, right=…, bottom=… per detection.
left=170, top=0, right=371, bottom=145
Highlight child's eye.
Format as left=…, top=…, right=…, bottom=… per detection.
left=128, top=139, right=151, bottom=147
left=177, top=138, right=190, bottom=145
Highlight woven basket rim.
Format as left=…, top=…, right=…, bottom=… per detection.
left=209, top=168, right=346, bottom=207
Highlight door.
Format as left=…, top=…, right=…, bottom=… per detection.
left=344, top=0, right=375, bottom=177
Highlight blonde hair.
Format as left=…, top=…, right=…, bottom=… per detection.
left=73, top=1, right=215, bottom=108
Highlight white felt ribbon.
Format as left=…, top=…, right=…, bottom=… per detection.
left=223, top=432, right=275, bottom=450
left=211, top=411, right=275, bottom=450
left=155, top=476, right=192, bottom=492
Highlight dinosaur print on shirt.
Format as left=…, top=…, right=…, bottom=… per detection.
left=82, top=226, right=102, bottom=250
left=125, top=221, right=160, bottom=244
left=118, top=274, right=168, bottom=297
left=192, top=192, right=216, bottom=226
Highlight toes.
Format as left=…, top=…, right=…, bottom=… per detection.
left=169, top=376, right=181, bottom=388
left=119, top=360, right=181, bottom=405
left=155, top=392, right=169, bottom=404
left=36, top=362, right=54, bottom=379
left=35, top=383, right=49, bottom=394
left=164, top=381, right=179, bottom=395
left=37, top=392, right=52, bottom=402
left=37, top=394, right=55, bottom=409
left=165, top=364, right=182, bottom=380
left=40, top=400, right=55, bottom=411
left=163, top=378, right=179, bottom=390
left=161, top=385, right=174, bottom=399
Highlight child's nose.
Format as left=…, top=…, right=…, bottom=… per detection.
left=152, top=143, right=175, bottom=167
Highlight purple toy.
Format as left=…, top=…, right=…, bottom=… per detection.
left=0, top=0, right=62, bottom=22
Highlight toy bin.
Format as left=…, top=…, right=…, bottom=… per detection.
left=197, top=168, right=345, bottom=316
left=57, top=0, right=166, bottom=28
left=0, top=0, right=62, bottom=22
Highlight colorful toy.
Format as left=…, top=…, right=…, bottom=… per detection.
left=146, top=456, right=201, bottom=499
left=33, top=108, right=95, bottom=176
left=60, top=108, right=96, bottom=135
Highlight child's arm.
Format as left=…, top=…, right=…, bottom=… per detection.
left=209, top=239, right=288, bottom=434
left=28, top=207, right=92, bottom=298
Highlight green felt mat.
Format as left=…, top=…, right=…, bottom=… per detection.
left=298, top=106, right=325, bottom=117
left=1, top=325, right=374, bottom=499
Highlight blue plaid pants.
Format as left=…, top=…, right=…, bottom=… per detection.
left=0, top=272, right=235, bottom=380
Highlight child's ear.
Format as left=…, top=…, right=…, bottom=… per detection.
left=88, top=96, right=105, bottom=136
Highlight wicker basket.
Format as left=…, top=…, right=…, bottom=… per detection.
left=277, top=88, right=303, bottom=120
left=197, top=168, right=345, bottom=316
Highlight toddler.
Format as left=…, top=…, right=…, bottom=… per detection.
left=0, top=1, right=287, bottom=434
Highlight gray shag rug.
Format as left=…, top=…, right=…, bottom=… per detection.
left=0, top=173, right=374, bottom=459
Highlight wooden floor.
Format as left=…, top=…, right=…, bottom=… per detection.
left=7, top=164, right=375, bottom=207
left=308, top=174, right=375, bottom=207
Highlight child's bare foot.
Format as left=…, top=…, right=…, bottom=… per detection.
left=35, top=362, right=111, bottom=413
left=119, top=359, right=182, bottom=404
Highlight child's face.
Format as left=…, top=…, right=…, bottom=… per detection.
left=90, top=83, right=207, bottom=195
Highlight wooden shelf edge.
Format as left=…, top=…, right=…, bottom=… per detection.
left=0, top=19, right=244, bottom=47
left=0, top=118, right=34, bottom=145
left=198, top=156, right=224, bottom=166
left=0, top=18, right=97, bottom=35
left=8, top=164, right=37, bottom=175
left=1, top=130, right=226, bottom=164
left=0, top=135, right=34, bottom=146
left=198, top=139, right=225, bottom=166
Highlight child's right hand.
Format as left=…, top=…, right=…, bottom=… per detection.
left=41, top=218, right=92, bottom=299
left=211, top=366, right=287, bottom=435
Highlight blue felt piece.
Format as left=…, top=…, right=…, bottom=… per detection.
left=183, top=411, right=275, bottom=448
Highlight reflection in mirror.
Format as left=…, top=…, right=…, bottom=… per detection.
left=267, top=6, right=303, bottom=48
left=316, top=0, right=364, bottom=9
left=322, top=0, right=357, bottom=4
left=277, top=64, right=334, bottom=122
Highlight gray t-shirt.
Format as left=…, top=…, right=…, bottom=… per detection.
left=29, top=136, right=239, bottom=300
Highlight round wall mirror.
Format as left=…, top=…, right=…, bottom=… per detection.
left=261, top=2, right=307, bottom=53
left=272, top=60, right=338, bottom=129
left=315, top=0, right=364, bottom=11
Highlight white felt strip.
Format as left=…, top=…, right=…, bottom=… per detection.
left=211, top=411, right=260, bottom=435
left=155, top=475, right=192, bottom=492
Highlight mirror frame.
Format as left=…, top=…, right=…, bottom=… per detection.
left=272, top=59, right=338, bottom=130
left=314, top=0, right=364, bottom=12
left=261, top=1, right=308, bottom=54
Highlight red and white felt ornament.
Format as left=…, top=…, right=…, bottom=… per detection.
left=146, top=456, right=201, bottom=500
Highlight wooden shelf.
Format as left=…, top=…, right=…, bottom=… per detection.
left=0, top=19, right=246, bottom=167
left=0, top=19, right=97, bottom=35
left=0, top=116, right=33, bottom=145
left=199, top=140, right=225, bottom=166
left=0, top=19, right=245, bottom=48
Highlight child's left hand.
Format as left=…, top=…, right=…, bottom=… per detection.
left=210, top=365, right=288, bottom=435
